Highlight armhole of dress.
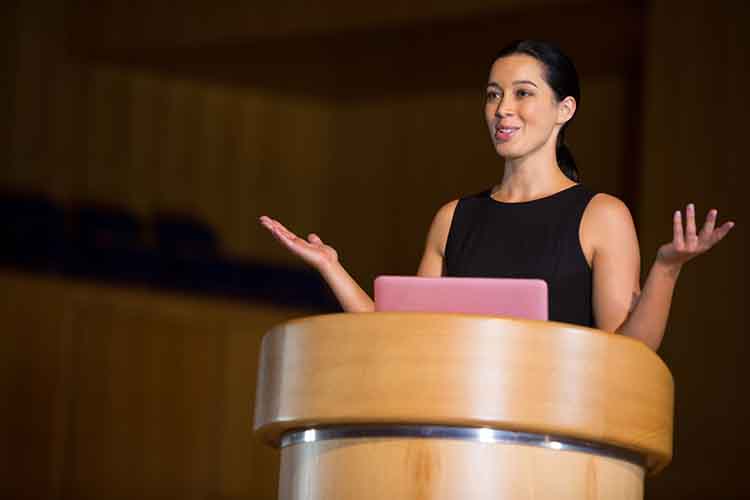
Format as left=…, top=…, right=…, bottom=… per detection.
left=443, top=199, right=462, bottom=267
left=577, top=191, right=599, bottom=272
left=444, top=190, right=490, bottom=275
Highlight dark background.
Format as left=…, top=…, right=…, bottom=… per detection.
left=2, top=0, right=748, bottom=498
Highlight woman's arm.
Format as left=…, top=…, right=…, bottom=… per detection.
left=586, top=195, right=642, bottom=336
left=417, top=200, right=458, bottom=277
left=588, top=199, right=734, bottom=351
left=614, top=258, right=679, bottom=351
left=617, top=204, right=734, bottom=349
left=260, top=200, right=456, bottom=312
left=318, top=259, right=375, bottom=312
left=259, top=216, right=374, bottom=312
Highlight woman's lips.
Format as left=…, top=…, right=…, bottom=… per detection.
left=495, top=127, right=519, bottom=141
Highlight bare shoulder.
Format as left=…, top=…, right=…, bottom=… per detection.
left=427, top=199, right=459, bottom=256
left=434, top=199, right=459, bottom=225
left=583, top=193, right=634, bottom=224
left=581, top=192, right=638, bottom=252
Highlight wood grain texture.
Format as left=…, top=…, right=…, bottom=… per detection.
left=253, top=313, right=674, bottom=473
left=279, top=438, right=644, bottom=500
left=4, top=0, right=636, bottom=292
left=1, top=270, right=307, bottom=499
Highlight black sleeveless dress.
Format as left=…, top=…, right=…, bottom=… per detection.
left=444, top=184, right=597, bottom=327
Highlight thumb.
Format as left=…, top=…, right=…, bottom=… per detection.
left=308, top=233, right=323, bottom=244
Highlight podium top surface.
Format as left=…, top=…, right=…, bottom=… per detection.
left=253, top=313, right=673, bottom=473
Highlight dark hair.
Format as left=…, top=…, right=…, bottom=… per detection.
left=493, top=40, right=581, bottom=182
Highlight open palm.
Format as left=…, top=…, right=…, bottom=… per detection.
left=259, top=216, right=338, bottom=270
left=657, top=204, right=734, bottom=267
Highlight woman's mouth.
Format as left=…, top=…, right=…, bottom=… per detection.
left=495, top=127, right=519, bottom=141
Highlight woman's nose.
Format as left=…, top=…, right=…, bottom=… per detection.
left=495, top=99, right=514, bottom=117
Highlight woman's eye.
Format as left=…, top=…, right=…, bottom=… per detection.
left=486, top=91, right=500, bottom=101
left=516, top=89, right=532, bottom=97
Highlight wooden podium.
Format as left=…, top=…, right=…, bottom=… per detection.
left=253, top=313, right=673, bottom=500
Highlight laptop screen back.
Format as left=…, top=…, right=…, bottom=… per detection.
left=373, top=276, right=548, bottom=320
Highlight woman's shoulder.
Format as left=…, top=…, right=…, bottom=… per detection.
left=581, top=191, right=637, bottom=248
left=422, top=199, right=460, bottom=259
left=433, top=199, right=460, bottom=227
left=585, top=192, right=634, bottom=220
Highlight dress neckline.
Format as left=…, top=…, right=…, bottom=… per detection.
left=487, top=184, right=581, bottom=206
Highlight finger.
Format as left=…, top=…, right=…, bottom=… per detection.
left=261, top=218, right=287, bottom=240
left=711, top=220, right=735, bottom=244
left=259, top=215, right=283, bottom=234
left=685, top=203, right=698, bottom=245
left=673, top=210, right=685, bottom=249
left=271, top=219, right=298, bottom=241
left=273, top=226, right=312, bottom=253
left=266, top=221, right=295, bottom=243
left=308, top=233, right=323, bottom=244
left=262, top=218, right=285, bottom=237
left=698, top=209, right=717, bottom=240
left=259, top=215, right=274, bottom=229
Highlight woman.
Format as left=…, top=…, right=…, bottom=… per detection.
left=259, top=40, right=734, bottom=351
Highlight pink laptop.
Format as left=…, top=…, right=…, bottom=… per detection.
left=373, top=276, right=548, bottom=320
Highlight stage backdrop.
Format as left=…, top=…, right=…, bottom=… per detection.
left=2, top=0, right=747, bottom=499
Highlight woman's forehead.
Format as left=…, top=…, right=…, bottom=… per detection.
left=488, top=54, right=546, bottom=86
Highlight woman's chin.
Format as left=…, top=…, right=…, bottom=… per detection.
left=494, top=143, right=519, bottom=158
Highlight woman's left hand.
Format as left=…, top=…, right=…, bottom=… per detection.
left=656, top=203, right=735, bottom=268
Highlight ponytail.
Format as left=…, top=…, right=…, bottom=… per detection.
left=556, top=126, right=579, bottom=182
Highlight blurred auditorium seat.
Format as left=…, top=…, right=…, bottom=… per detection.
left=0, top=191, right=66, bottom=272
left=153, top=212, right=222, bottom=292
left=68, top=203, right=155, bottom=282
left=152, top=212, right=337, bottom=309
left=1, top=196, right=338, bottom=310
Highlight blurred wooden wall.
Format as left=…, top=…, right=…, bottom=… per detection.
left=2, top=0, right=748, bottom=499
left=637, top=1, right=748, bottom=498
left=4, top=0, right=639, bottom=291
left=1, top=270, right=305, bottom=499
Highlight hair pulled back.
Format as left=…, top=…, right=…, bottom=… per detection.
left=493, top=40, right=581, bottom=182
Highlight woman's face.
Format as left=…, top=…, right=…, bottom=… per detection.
left=484, top=54, right=571, bottom=161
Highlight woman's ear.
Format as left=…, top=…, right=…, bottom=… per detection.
left=557, top=96, right=577, bottom=124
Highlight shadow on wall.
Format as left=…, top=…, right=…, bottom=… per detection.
left=0, top=190, right=339, bottom=311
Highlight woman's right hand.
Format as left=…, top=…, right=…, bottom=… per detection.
left=259, top=215, right=373, bottom=312
left=259, top=216, right=339, bottom=272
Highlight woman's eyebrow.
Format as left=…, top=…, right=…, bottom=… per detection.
left=513, top=80, right=538, bottom=87
left=486, top=80, right=539, bottom=88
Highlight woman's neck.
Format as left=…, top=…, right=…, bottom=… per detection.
left=493, top=152, right=574, bottom=203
